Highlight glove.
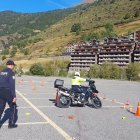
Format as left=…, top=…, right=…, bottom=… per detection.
left=86, top=79, right=90, bottom=82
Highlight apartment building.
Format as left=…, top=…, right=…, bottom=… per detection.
left=129, top=29, right=140, bottom=42
left=134, top=41, right=140, bottom=63
left=69, top=30, right=140, bottom=72
left=99, top=37, right=135, bottom=66
left=64, top=43, right=78, bottom=55
left=69, top=40, right=99, bottom=72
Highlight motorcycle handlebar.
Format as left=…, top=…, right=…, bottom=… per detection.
left=86, top=79, right=95, bottom=83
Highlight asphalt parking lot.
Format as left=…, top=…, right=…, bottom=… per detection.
left=0, top=76, right=140, bottom=140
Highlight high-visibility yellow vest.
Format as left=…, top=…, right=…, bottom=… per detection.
left=71, top=76, right=86, bottom=85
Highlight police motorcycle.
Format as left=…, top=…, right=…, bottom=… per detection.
left=54, top=79, right=102, bottom=109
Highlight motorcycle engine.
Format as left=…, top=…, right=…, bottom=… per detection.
left=80, top=93, right=85, bottom=102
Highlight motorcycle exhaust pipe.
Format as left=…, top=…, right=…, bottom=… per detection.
left=59, top=90, right=70, bottom=97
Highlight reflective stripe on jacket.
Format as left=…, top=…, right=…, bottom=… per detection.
left=71, top=76, right=86, bottom=85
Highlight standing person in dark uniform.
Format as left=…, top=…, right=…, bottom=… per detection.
left=0, top=60, right=18, bottom=128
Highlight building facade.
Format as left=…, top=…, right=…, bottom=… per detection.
left=134, top=41, right=140, bottom=63
left=69, top=30, right=140, bottom=72
left=69, top=40, right=99, bottom=72
left=64, top=43, right=78, bottom=55
left=99, top=37, right=135, bottom=66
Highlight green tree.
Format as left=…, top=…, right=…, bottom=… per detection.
left=104, top=23, right=116, bottom=37
left=71, top=23, right=81, bottom=33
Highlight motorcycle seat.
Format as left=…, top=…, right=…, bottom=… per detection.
left=58, top=86, right=70, bottom=92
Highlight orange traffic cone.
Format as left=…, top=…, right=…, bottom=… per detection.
left=135, top=102, right=140, bottom=116
left=40, top=80, right=45, bottom=86
left=103, top=96, right=106, bottom=99
left=68, top=115, right=75, bottom=120
left=32, top=85, right=36, bottom=90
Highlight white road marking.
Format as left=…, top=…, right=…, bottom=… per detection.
left=21, top=93, right=55, bottom=95
left=103, top=106, right=126, bottom=108
left=18, top=98, right=52, bottom=100
left=115, top=101, right=125, bottom=105
left=2, top=122, right=48, bottom=126
left=16, top=90, right=73, bottom=140
left=17, top=106, right=55, bottom=109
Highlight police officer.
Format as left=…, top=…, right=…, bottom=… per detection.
left=0, top=60, right=17, bottom=128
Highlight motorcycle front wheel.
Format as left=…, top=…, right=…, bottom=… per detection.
left=90, top=96, right=102, bottom=109
left=57, top=95, right=71, bottom=108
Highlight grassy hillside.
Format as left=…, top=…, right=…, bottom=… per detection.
left=22, top=0, right=140, bottom=57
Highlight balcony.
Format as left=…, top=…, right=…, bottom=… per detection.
left=134, top=53, right=140, bottom=56
left=99, top=54, right=130, bottom=57
left=71, top=60, right=95, bottom=63
left=71, top=57, right=96, bottom=59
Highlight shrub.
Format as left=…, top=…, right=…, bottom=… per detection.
left=100, top=62, right=121, bottom=79
left=2, top=55, right=6, bottom=60
left=24, top=71, right=32, bottom=75
left=10, top=47, right=17, bottom=57
left=89, top=65, right=101, bottom=78
left=80, top=70, right=88, bottom=77
left=30, top=63, right=45, bottom=75
left=126, top=63, right=140, bottom=81
left=0, top=65, right=6, bottom=71
left=2, top=49, right=9, bottom=55
left=134, top=10, right=140, bottom=18
left=43, top=59, right=70, bottom=77
left=124, top=13, right=130, bottom=20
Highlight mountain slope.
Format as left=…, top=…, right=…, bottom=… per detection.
left=0, top=5, right=93, bottom=50
left=0, top=8, right=82, bottom=36
left=1, top=0, right=140, bottom=59
left=23, top=0, right=140, bottom=57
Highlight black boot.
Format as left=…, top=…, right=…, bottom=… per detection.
left=8, top=124, right=18, bottom=129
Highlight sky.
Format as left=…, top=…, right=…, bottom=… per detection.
left=0, top=0, right=84, bottom=13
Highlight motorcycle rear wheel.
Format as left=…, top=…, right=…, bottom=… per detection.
left=57, top=95, right=71, bottom=108
left=91, top=96, right=102, bottom=109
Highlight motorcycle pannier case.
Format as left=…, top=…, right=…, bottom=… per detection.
left=54, top=79, right=64, bottom=88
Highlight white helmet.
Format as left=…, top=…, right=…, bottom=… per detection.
left=75, top=71, right=80, bottom=77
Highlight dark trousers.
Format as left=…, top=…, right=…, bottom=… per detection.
left=71, top=85, right=82, bottom=93
left=0, top=88, right=17, bottom=126
left=72, top=85, right=88, bottom=100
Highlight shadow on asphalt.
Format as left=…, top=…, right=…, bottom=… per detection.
left=126, top=109, right=135, bottom=115
left=49, top=99, right=55, bottom=103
